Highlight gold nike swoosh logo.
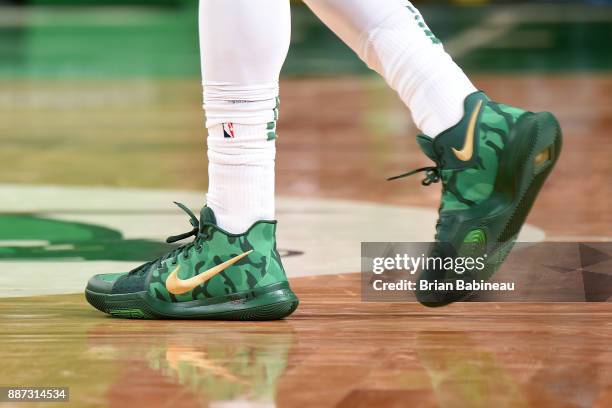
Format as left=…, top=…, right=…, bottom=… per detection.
left=452, top=99, right=483, bottom=161
left=165, top=250, right=253, bottom=295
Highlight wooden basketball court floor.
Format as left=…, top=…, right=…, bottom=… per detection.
left=1, top=5, right=612, bottom=406
left=0, top=74, right=611, bottom=407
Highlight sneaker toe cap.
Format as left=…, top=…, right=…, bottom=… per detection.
left=86, top=273, right=126, bottom=294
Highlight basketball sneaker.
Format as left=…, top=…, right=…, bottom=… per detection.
left=85, top=203, right=299, bottom=320
left=389, top=92, right=562, bottom=306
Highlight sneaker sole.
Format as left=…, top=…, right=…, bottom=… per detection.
left=484, top=111, right=562, bottom=272
left=419, top=111, right=562, bottom=307
left=497, top=111, right=562, bottom=246
left=85, top=282, right=299, bottom=320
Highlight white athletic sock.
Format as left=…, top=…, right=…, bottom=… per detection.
left=305, top=0, right=477, bottom=137
left=206, top=123, right=276, bottom=233
left=199, top=0, right=290, bottom=233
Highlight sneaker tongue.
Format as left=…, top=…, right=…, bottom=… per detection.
left=199, top=206, right=217, bottom=228
left=416, top=134, right=438, bottom=161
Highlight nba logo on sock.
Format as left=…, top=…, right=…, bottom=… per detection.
left=223, top=123, right=235, bottom=138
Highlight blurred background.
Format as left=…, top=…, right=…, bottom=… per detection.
left=0, top=0, right=610, bottom=238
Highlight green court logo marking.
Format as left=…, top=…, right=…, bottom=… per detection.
left=0, top=214, right=175, bottom=261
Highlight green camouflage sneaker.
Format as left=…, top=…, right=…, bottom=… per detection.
left=389, top=92, right=562, bottom=307
left=85, top=203, right=299, bottom=320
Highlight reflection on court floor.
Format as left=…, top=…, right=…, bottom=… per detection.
left=0, top=2, right=610, bottom=407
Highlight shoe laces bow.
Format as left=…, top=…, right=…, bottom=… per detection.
left=128, top=202, right=207, bottom=276
left=387, top=166, right=441, bottom=186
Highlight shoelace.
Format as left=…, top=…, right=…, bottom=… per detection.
left=387, top=166, right=441, bottom=185
left=166, top=202, right=200, bottom=244
left=387, top=165, right=444, bottom=240
left=128, top=202, right=207, bottom=276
